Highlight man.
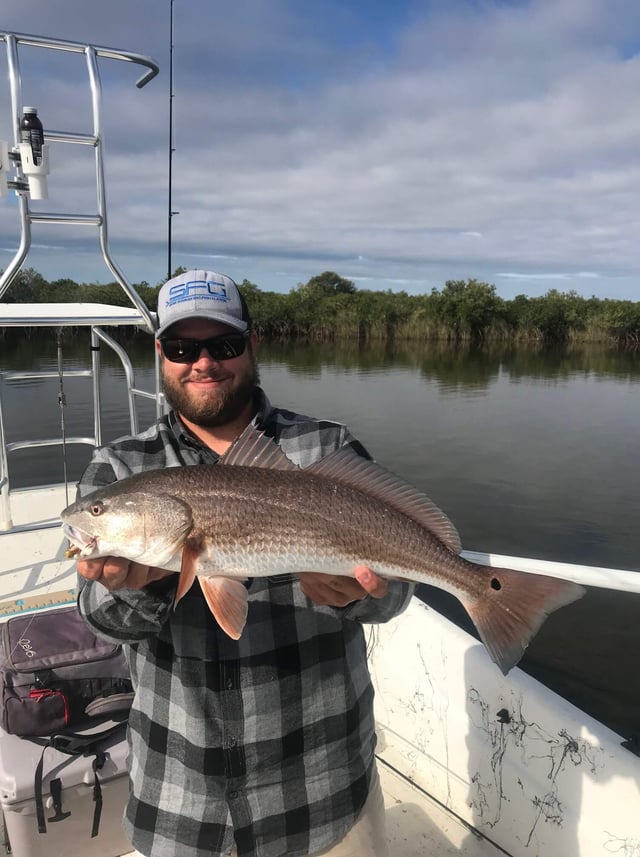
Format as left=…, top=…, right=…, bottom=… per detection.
left=76, top=269, right=414, bottom=857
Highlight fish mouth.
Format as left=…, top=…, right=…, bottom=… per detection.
left=63, top=524, right=98, bottom=558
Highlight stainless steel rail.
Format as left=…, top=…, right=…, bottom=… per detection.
left=0, top=328, right=164, bottom=531
left=0, top=31, right=159, bottom=332
left=0, top=31, right=164, bottom=531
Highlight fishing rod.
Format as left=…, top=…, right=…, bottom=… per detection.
left=167, top=0, right=178, bottom=280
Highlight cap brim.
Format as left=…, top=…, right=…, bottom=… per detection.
left=156, top=311, right=249, bottom=338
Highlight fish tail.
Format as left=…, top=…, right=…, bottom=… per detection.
left=462, top=566, right=586, bottom=675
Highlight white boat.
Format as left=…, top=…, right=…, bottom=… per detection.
left=1, top=30, right=639, bottom=857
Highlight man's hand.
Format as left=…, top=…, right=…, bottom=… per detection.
left=298, top=565, right=388, bottom=607
left=77, top=557, right=172, bottom=591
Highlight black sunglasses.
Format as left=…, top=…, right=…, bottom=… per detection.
left=160, top=332, right=250, bottom=364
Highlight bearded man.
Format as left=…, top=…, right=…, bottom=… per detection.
left=76, top=269, right=414, bottom=857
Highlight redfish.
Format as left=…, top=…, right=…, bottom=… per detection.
left=61, top=428, right=584, bottom=674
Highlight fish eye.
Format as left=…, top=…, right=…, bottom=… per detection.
left=89, top=501, right=105, bottom=517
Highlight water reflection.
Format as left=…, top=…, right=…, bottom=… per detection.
left=259, top=336, right=640, bottom=386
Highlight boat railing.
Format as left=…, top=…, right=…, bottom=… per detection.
left=0, top=32, right=164, bottom=531
left=0, top=30, right=159, bottom=329
left=0, top=309, right=164, bottom=533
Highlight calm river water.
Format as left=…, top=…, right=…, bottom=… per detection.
left=1, top=331, right=639, bottom=737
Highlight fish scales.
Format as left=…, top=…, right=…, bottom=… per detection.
left=126, top=464, right=461, bottom=585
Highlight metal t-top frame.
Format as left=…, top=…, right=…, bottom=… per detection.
left=0, top=30, right=159, bottom=332
left=0, top=32, right=163, bottom=532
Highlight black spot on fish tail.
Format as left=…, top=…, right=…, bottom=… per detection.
left=462, top=566, right=586, bottom=675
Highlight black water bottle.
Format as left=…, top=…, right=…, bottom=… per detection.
left=20, top=106, right=44, bottom=166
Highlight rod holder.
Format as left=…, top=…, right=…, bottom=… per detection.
left=18, top=141, right=49, bottom=199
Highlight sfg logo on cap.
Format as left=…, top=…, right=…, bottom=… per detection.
left=167, top=276, right=230, bottom=306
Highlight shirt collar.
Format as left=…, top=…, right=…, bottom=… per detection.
left=168, top=410, right=204, bottom=450
left=252, top=387, right=274, bottom=429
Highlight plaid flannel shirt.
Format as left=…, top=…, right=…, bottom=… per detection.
left=77, top=389, right=414, bottom=857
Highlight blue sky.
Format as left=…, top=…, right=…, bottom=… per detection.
left=1, top=0, right=640, bottom=300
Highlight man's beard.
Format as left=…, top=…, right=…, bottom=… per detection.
left=162, top=354, right=260, bottom=428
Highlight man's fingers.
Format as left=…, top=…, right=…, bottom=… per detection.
left=122, top=562, right=153, bottom=590
left=127, top=565, right=173, bottom=588
left=298, top=567, right=388, bottom=606
left=299, top=576, right=353, bottom=607
left=76, top=556, right=132, bottom=589
left=77, top=559, right=105, bottom=581
left=77, top=557, right=173, bottom=590
left=353, top=565, right=388, bottom=599
left=100, top=557, right=131, bottom=589
left=147, top=567, right=174, bottom=583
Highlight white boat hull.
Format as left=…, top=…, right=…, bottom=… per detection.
left=371, top=597, right=640, bottom=857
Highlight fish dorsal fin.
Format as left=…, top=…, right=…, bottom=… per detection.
left=308, top=446, right=462, bottom=553
left=220, top=426, right=297, bottom=471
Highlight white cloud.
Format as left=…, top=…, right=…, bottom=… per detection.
left=1, top=0, right=640, bottom=299
left=497, top=272, right=589, bottom=281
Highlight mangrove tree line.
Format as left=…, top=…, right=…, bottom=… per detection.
left=3, top=266, right=640, bottom=345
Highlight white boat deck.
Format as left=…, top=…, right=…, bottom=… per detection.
left=382, top=758, right=503, bottom=856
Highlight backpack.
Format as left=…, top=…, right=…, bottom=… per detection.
left=0, top=604, right=132, bottom=736
left=0, top=604, right=134, bottom=837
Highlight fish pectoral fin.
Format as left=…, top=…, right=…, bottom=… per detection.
left=174, top=536, right=201, bottom=605
left=199, top=577, right=249, bottom=640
